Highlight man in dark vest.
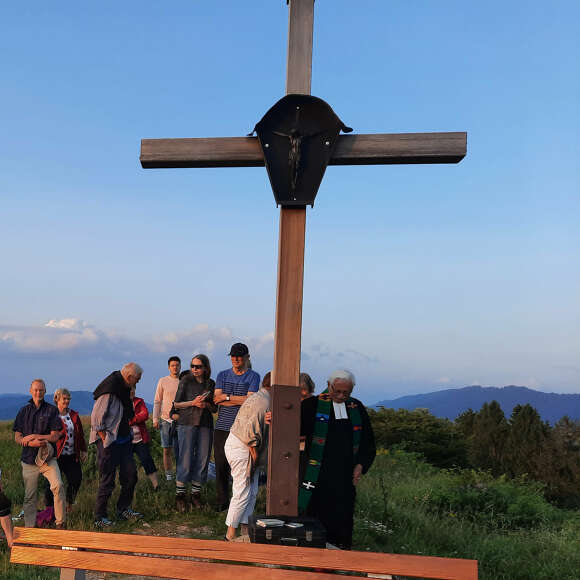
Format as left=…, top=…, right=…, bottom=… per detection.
left=299, top=369, right=376, bottom=549
left=13, top=378, right=66, bottom=529
left=90, top=362, right=143, bottom=527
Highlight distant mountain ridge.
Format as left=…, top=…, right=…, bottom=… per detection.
left=373, top=385, right=579, bottom=424
left=0, top=391, right=152, bottom=421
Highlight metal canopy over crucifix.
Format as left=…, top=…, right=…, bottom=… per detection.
left=140, top=0, right=466, bottom=516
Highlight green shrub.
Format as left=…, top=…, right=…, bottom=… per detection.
left=425, top=469, right=560, bottom=530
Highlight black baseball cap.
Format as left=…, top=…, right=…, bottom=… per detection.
left=228, top=342, right=249, bottom=357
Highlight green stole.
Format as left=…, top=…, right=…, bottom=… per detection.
left=298, top=390, right=363, bottom=512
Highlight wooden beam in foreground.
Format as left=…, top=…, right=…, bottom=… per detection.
left=12, top=528, right=478, bottom=580
left=140, top=132, right=467, bottom=168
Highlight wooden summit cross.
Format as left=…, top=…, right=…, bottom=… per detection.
left=140, top=0, right=466, bottom=516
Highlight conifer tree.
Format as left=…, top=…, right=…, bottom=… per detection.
left=469, top=400, right=508, bottom=475
left=503, top=404, right=549, bottom=478
left=455, top=408, right=476, bottom=439
left=543, top=416, right=580, bottom=507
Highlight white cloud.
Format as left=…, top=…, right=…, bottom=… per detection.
left=45, top=318, right=88, bottom=331
left=1, top=319, right=103, bottom=353
left=0, top=319, right=275, bottom=361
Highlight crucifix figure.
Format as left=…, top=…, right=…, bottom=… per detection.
left=140, top=0, right=466, bottom=516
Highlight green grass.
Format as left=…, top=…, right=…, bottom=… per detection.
left=354, top=449, right=580, bottom=579
left=1, top=422, right=578, bottom=579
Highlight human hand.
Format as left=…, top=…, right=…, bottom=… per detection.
left=27, top=438, right=44, bottom=448
left=191, top=395, right=205, bottom=407
left=213, top=393, right=227, bottom=404
left=353, top=464, right=363, bottom=486
left=249, top=446, right=258, bottom=465
left=153, top=419, right=159, bottom=429
left=264, top=411, right=272, bottom=425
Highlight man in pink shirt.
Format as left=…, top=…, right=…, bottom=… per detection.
left=152, top=356, right=181, bottom=480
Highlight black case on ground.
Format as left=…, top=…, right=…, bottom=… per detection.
left=249, top=515, right=326, bottom=548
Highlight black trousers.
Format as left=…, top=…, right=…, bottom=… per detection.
left=45, top=454, right=83, bottom=506
left=95, top=439, right=137, bottom=519
left=213, top=429, right=231, bottom=506
left=0, top=491, right=11, bottom=517
left=133, top=442, right=157, bottom=475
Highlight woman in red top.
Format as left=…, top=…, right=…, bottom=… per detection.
left=45, top=388, right=87, bottom=512
left=129, top=387, right=159, bottom=490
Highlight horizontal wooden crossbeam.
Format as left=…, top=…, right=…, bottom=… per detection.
left=140, top=132, right=467, bottom=168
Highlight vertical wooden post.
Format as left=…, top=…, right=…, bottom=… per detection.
left=60, top=567, right=86, bottom=579
left=286, top=0, right=314, bottom=95
left=267, top=0, right=314, bottom=516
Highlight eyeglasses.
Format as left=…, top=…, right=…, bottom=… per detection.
left=190, top=364, right=204, bottom=370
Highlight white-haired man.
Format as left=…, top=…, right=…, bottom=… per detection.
left=299, top=370, right=375, bottom=549
left=90, top=362, right=143, bottom=527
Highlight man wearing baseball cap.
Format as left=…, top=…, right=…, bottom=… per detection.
left=213, top=343, right=260, bottom=511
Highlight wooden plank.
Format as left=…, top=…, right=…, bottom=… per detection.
left=140, top=132, right=467, bottom=168
left=268, top=206, right=306, bottom=516
left=12, top=529, right=478, bottom=579
left=60, top=568, right=85, bottom=580
left=267, top=384, right=302, bottom=515
left=331, top=132, right=467, bottom=165
left=272, top=207, right=306, bottom=387
left=10, top=547, right=329, bottom=580
left=286, top=0, right=314, bottom=94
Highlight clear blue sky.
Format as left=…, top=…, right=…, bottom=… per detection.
left=1, top=1, right=578, bottom=404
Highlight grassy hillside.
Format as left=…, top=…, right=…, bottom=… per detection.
left=0, top=419, right=578, bottom=579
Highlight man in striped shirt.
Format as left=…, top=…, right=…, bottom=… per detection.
left=213, top=343, right=260, bottom=511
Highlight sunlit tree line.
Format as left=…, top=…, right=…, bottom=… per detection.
left=368, top=402, right=580, bottom=507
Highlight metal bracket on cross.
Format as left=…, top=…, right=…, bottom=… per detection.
left=252, top=94, right=352, bottom=207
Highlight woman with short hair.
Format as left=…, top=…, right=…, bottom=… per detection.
left=45, top=388, right=87, bottom=512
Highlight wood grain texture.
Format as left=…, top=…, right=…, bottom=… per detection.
left=272, top=207, right=306, bottom=388
left=12, top=526, right=478, bottom=579
left=267, top=384, right=302, bottom=515
left=286, top=0, right=314, bottom=94
left=10, top=547, right=328, bottom=580
left=140, top=132, right=467, bottom=169
left=59, top=567, right=85, bottom=579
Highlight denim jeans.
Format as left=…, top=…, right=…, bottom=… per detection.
left=176, top=425, right=212, bottom=485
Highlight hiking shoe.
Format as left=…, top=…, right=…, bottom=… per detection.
left=117, top=508, right=143, bottom=521
left=190, top=492, right=202, bottom=509
left=176, top=495, right=187, bottom=513
left=94, top=517, right=114, bottom=528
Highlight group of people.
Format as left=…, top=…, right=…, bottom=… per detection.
left=5, top=341, right=375, bottom=550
